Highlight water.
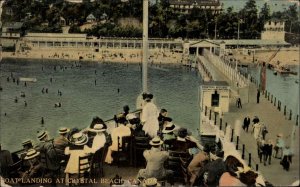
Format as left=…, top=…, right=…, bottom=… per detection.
left=0, top=59, right=202, bottom=151
left=221, top=0, right=299, bottom=12
left=248, top=65, right=300, bottom=118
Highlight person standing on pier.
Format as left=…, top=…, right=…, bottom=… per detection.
left=243, top=116, right=251, bottom=132
left=141, top=93, right=160, bottom=138
left=236, top=98, right=242, bottom=108
left=257, top=89, right=260, bottom=104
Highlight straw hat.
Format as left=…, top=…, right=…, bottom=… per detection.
left=149, top=136, right=163, bottom=146
left=126, top=113, right=137, bottom=121
left=58, top=127, right=70, bottom=134
left=37, top=130, right=47, bottom=141
left=71, top=132, right=88, bottom=146
left=24, top=149, right=40, bottom=160
left=143, top=178, right=161, bottom=187
left=89, top=124, right=106, bottom=132
left=162, top=122, right=176, bottom=134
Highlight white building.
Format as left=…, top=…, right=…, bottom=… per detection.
left=261, top=20, right=285, bottom=41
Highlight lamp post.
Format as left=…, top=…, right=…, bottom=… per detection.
left=214, top=16, right=218, bottom=40
left=142, top=0, right=149, bottom=93
left=237, top=18, right=243, bottom=48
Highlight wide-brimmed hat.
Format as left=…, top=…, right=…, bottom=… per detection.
left=162, top=122, right=176, bottom=133
left=71, top=132, right=88, bottom=146
left=89, top=124, right=106, bottom=132
left=24, top=149, right=40, bottom=160
left=143, top=178, right=161, bottom=187
left=22, top=139, right=33, bottom=147
left=58, top=127, right=70, bottom=134
left=37, top=130, right=47, bottom=141
left=277, top=133, right=283, bottom=137
left=150, top=136, right=163, bottom=146
left=126, top=113, right=137, bottom=121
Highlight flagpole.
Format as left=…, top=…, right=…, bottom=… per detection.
left=142, top=0, right=148, bottom=93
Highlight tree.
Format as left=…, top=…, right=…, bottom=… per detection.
left=258, top=3, right=271, bottom=32
left=239, top=0, right=259, bottom=39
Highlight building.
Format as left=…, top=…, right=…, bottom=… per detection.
left=86, top=14, right=97, bottom=23
left=261, top=20, right=285, bottom=41
left=169, top=0, right=222, bottom=14
left=0, top=22, right=24, bottom=47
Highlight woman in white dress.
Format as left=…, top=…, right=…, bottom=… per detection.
left=141, top=93, right=159, bottom=138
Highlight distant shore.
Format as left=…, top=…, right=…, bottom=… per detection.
left=2, top=48, right=184, bottom=64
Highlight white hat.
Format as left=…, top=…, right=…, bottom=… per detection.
left=126, top=113, right=137, bottom=120
left=24, top=149, right=40, bottom=160
left=89, top=124, right=106, bottom=132
left=58, top=127, right=70, bottom=134
left=143, top=178, right=161, bottom=187
left=72, top=132, right=88, bottom=146
left=37, top=130, right=47, bottom=141
left=162, top=122, right=176, bottom=134
left=149, top=136, right=163, bottom=146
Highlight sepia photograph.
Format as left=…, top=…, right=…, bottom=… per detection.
left=0, top=0, right=299, bottom=186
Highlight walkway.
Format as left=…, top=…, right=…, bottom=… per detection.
left=221, top=82, right=299, bottom=185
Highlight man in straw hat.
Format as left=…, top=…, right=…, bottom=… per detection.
left=137, top=136, right=172, bottom=180
left=35, top=130, right=60, bottom=174
left=54, top=127, right=70, bottom=160
left=21, top=149, right=43, bottom=182
left=89, top=123, right=107, bottom=153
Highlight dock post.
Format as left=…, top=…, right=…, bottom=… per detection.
left=209, top=110, right=212, bottom=120
left=236, top=136, right=239, bottom=150
left=296, top=115, right=299, bottom=126
left=225, top=122, right=228, bottom=134
left=274, top=97, right=276, bottom=106
left=220, top=118, right=223, bottom=130
left=268, top=93, right=270, bottom=101
left=248, top=153, right=252, bottom=167
left=214, top=112, right=217, bottom=125
left=256, top=164, right=259, bottom=171
left=230, top=129, right=234, bottom=142
left=278, top=101, right=281, bottom=111
left=265, top=90, right=267, bottom=98
left=284, top=106, right=286, bottom=115
left=205, top=106, right=207, bottom=116
left=289, top=110, right=292, bottom=120
left=242, top=144, right=245, bottom=159
left=271, top=95, right=273, bottom=103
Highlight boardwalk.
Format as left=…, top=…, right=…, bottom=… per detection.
left=221, top=82, right=299, bottom=185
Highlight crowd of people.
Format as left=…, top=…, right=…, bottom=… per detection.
left=0, top=92, right=279, bottom=187
left=243, top=115, right=294, bottom=171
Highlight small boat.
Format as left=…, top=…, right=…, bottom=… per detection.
left=19, top=77, right=37, bottom=82
left=20, top=92, right=26, bottom=97
left=273, top=71, right=277, bottom=75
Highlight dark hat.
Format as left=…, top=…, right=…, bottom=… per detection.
left=117, top=116, right=127, bottom=124
left=22, top=140, right=33, bottom=147
left=164, top=117, right=173, bottom=122
left=142, top=93, right=154, bottom=101
left=177, top=128, right=188, bottom=138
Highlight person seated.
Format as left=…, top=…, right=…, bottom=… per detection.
left=105, top=117, right=131, bottom=164
left=54, top=127, right=70, bottom=161
left=88, top=124, right=107, bottom=153
left=158, top=108, right=168, bottom=130
left=20, top=149, right=43, bottom=184
left=64, top=132, right=93, bottom=179
left=137, top=137, right=172, bottom=180
left=89, top=116, right=106, bottom=129
left=35, top=131, right=60, bottom=172
left=165, top=128, right=198, bottom=153
left=162, top=122, right=176, bottom=141
left=188, top=144, right=211, bottom=185
left=219, top=155, right=258, bottom=186
left=20, top=140, right=34, bottom=159
left=0, top=144, right=13, bottom=178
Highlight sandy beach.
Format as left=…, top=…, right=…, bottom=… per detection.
left=231, top=47, right=299, bottom=66
left=2, top=48, right=184, bottom=64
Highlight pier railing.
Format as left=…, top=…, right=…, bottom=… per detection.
left=202, top=49, right=249, bottom=88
